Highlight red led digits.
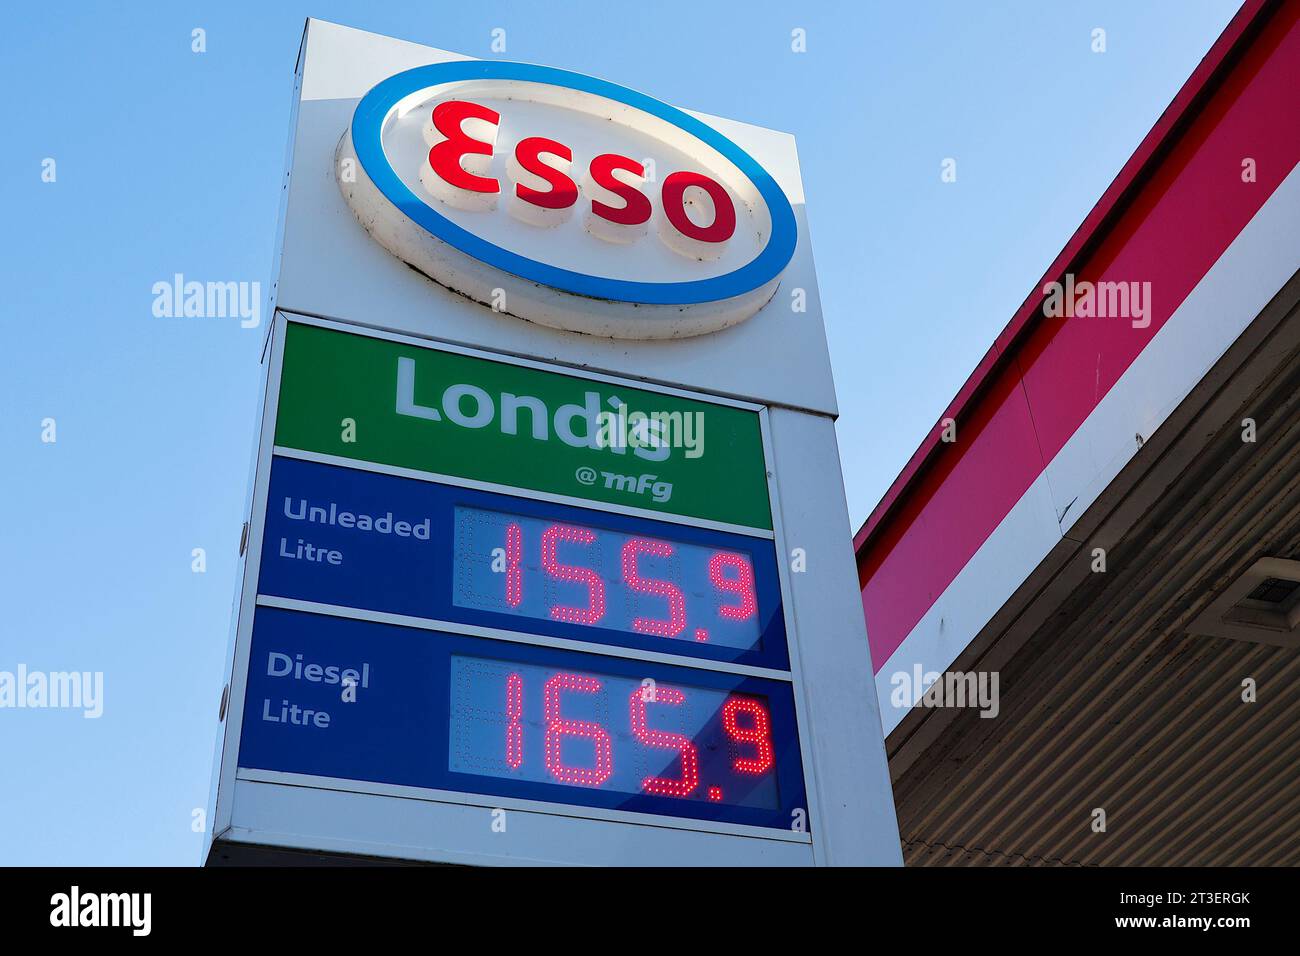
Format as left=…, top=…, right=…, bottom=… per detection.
left=458, top=507, right=767, bottom=653
left=505, top=523, right=523, bottom=608
left=505, top=672, right=524, bottom=769
left=621, top=539, right=687, bottom=638
left=543, top=672, right=613, bottom=787
left=541, top=525, right=607, bottom=625
left=627, top=687, right=699, bottom=798
left=709, top=552, right=757, bottom=621
left=722, top=696, right=775, bottom=775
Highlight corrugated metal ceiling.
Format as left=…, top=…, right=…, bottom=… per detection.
left=890, top=278, right=1300, bottom=866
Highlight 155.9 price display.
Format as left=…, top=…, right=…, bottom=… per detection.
left=258, top=456, right=789, bottom=670
left=454, top=506, right=762, bottom=650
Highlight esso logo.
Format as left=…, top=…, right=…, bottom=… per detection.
left=422, top=100, right=739, bottom=255
left=337, top=61, right=797, bottom=339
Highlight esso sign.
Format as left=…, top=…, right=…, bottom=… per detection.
left=336, top=61, right=797, bottom=338
left=422, top=99, right=739, bottom=253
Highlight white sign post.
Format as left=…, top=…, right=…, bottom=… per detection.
left=205, top=18, right=901, bottom=867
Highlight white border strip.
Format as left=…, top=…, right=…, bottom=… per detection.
left=759, top=405, right=829, bottom=862
left=234, top=768, right=812, bottom=844
left=255, top=594, right=794, bottom=681
left=215, top=314, right=289, bottom=836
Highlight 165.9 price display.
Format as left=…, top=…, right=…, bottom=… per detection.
left=450, top=654, right=782, bottom=809
left=239, top=609, right=809, bottom=830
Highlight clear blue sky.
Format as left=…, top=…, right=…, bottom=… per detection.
left=0, top=1, right=1240, bottom=864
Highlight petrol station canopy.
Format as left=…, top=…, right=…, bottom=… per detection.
left=856, top=0, right=1300, bottom=866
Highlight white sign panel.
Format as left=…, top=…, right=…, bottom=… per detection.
left=206, top=19, right=900, bottom=868
left=336, top=61, right=797, bottom=337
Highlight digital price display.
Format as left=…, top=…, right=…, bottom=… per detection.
left=238, top=607, right=808, bottom=830
left=258, top=456, right=789, bottom=669
left=450, top=654, right=780, bottom=809
left=453, top=506, right=761, bottom=651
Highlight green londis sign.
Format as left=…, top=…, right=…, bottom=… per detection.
left=275, top=323, right=773, bottom=530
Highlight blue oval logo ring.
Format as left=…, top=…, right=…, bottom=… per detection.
left=350, top=61, right=798, bottom=306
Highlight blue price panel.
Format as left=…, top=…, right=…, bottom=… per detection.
left=238, top=607, right=809, bottom=831
left=451, top=506, right=763, bottom=651
left=258, top=455, right=789, bottom=670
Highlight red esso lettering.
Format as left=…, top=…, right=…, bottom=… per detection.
left=512, top=137, right=578, bottom=209
left=421, top=99, right=736, bottom=256
left=507, top=136, right=577, bottom=227
left=422, top=100, right=501, bottom=211
left=589, top=154, right=652, bottom=226
left=660, top=171, right=736, bottom=243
